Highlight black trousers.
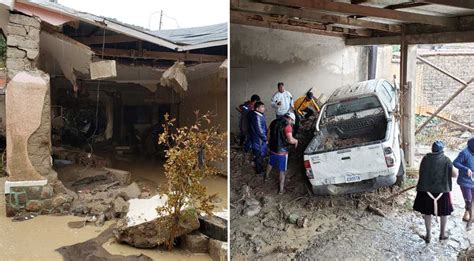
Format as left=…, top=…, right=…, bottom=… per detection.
left=254, top=154, right=265, bottom=174
left=294, top=108, right=314, bottom=135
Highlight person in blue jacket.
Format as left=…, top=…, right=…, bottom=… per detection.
left=248, top=101, right=267, bottom=175
left=454, top=137, right=474, bottom=229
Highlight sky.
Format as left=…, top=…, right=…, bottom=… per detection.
left=58, top=0, right=229, bottom=30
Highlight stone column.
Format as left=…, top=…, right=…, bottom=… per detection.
left=4, top=13, right=72, bottom=216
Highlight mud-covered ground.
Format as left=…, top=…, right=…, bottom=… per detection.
left=230, top=125, right=474, bottom=260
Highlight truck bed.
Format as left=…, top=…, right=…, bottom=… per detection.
left=305, top=113, right=387, bottom=154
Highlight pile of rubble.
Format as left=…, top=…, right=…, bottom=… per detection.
left=113, top=194, right=228, bottom=260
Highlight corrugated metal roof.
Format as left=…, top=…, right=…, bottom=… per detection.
left=151, top=23, right=227, bottom=46
left=15, top=0, right=227, bottom=51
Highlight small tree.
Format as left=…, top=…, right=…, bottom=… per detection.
left=157, top=111, right=226, bottom=250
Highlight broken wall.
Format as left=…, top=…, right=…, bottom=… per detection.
left=4, top=13, right=73, bottom=217
left=230, top=24, right=368, bottom=133
left=180, top=62, right=227, bottom=132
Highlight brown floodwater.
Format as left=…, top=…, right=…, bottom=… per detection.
left=0, top=155, right=227, bottom=260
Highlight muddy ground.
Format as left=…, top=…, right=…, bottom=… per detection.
left=0, top=154, right=226, bottom=260
left=230, top=125, right=474, bottom=260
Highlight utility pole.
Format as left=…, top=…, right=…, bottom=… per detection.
left=159, top=10, right=163, bottom=30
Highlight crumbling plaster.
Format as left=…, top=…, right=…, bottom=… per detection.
left=230, top=24, right=368, bottom=133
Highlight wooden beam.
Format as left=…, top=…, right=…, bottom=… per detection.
left=346, top=30, right=474, bottom=45
left=74, top=34, right=137, bottom=45
left=90, top=48, right=226, bottom=63
left=231, top=0, right=400, bottom=32
left=261, top=0, right=457, bottom=27
left=231, top=10, right=371, bottom=36
left=427, top=112, right=474, bottom=132
left=417, top=0, right=474, bottom=9
left=416, top=78, right=474, bottom=134
left=386, top=2, right=429, bottom=10
left=231, top=11, right=358, bottom=37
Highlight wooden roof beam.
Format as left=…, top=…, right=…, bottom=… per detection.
left=91, top=48, right=226, bottom=63
left=74, top=34, right=138, bottom=45
left=231, top=0, right=401, bottom=32
left=231, top=10, right=371, bottom=37
left=416, top=0, right=474, bottom=9
left=346, top=30, right=474, bottom=45
left=260, top=0, right=457, bottom=27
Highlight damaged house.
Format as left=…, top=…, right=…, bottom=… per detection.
left=0, top=0, right=227, bottom=222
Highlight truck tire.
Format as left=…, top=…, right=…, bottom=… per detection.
left=395, top=149, right=406, bottom=186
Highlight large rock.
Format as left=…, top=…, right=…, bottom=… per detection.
left=113, top=195, right=200, bottom=248
left=198, top=215, right=227, bottom=241
left=104, top=167, right=131, bottom=185
left=209, top=239, right=228, bottom=261
left=181, top=231, right=209, bottom=253
left=118, top=182, right=141, bottom=200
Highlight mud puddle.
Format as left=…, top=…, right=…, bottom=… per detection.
left=108, top=155, right=227, bottom=211
left=0, top=154, right=227, bottom=260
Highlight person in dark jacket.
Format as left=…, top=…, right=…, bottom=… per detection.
left=265, top=112, right=298, bottom=194
left=454, top=137, right=474, bottom=227
left=248, top=101, right=267, bottom=175
left=237, top=94, right=260, bottom=151
left=413, top=140, right=456, bottom=243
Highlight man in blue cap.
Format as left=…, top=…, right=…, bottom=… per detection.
left=413, top=140, right=456, bottom=243
left=454, top=137, right=474, bottom=229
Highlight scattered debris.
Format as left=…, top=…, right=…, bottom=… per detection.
left=366, top=205, right=385, bottom=217
left=11, top=213, right=36, bottom=222
left=113, top=195, right=200, bottom=248
left=198, top=214, right=228, bottom=242
left=160, top=61, right=188, bottom=94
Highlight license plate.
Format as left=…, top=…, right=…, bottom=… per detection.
left=345, top=175, right=361, bottom=183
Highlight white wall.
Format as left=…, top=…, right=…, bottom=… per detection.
left=230, top=24, right=369, bottom=133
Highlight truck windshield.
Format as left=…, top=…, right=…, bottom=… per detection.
left=325, top=96, right=381, bottom=117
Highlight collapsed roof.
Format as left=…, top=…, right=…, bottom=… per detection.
left=12, top=0, right=228, bottom=51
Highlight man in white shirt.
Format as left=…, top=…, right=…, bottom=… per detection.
left=271, top=82, right=294, bottom=119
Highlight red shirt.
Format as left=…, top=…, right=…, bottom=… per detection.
left=284, top=124, right=293, bottom=136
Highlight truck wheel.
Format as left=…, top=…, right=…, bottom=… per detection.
left=395, top=149, right=406, bottom=186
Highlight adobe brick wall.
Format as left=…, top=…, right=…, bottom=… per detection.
left=416, top=53, right=474, bottom=125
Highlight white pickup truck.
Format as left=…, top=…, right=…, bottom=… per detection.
left=303, top=79, right=405, bottom=195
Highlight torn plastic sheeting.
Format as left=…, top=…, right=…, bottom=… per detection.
left=160, top=61, right=188, bottom=94
left=14, top=2, right=76, bottom=26
left=39, top=31, right=93, bottom=85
